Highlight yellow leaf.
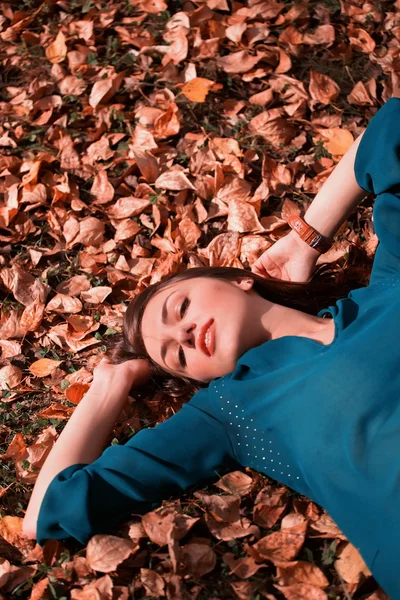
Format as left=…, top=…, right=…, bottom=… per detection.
left=29, top=358, right=63, bottom=377
left=181, top=78, right=215, bottom=103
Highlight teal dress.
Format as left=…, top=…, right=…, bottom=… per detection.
left=36, top=99, right=400, bottom=599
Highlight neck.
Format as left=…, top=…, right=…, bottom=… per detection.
left=260, top=300, right=335, bottom=346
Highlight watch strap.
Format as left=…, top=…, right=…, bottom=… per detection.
left=287, top=215, right=333, bottom=254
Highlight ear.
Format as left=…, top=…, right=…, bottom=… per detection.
left=234, top=276, right=254, bottom=292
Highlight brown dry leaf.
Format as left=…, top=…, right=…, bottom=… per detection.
left=1, top=265, right=49, bottom=307
left=249, top=89, right=274, bottom=106
left=70, top=573, right=113, bottom=599
left=20, top=300, right=46, bottom=334
left=45, top=30, right=67, bottom=63
left=251, top=515, right=307, bottom=562
left=309, top=71, right=340, bottom=105
left=72, top=217, right=105, bottom=248
left=230, top=580, right=263, bottom=600
left=29, top=359, right=63, bottom=377
left=223, top=552, right=265, bottom=579
left=248, top=109, right=297, bottom=148
left=309, top=513, right=347, bottom=539
left=142, top=508, right=199, bottom=546
left=314, top=128, right=354, bottom=156
left=227, top=199, right=264, bottom=233
left=81, top=286, right=112, bottom=304
left=347, top=80, right=375, bottom=106
left=0, top=340, right=22, bottom=358
left=252, top=485, right=288, bottom=528
left=275, top=560, right=329, bottom=587
left=181, top=78, right=215, bottom=102
left=90, top=169, right=115, bottom=204
left=133, top=150, right=160, bottom=183
left=46, top=294, right=83, bottom=314
left=214, top=471, right=254, bottom=496
left=86, top=535, right=138, bottom=573
left=113, top=219, right=142, bottom=242
left=206, top=515, right=260, bottom=541
left=89, top=71, right=125, bottom=108
left=0, top=309, right=25, bottom=340
left=303, top=24, right=335, bottom=46
left=348, top=26, right=376, bottom=53
left=179, top=542, right=217, bottom=577
left=56, top=275, right=91, bottom=296
left=155, top=170, right=196, bottom=190
left=0, top=364, right=22, bottom=391
left=209, top=138, right=242, bottom=160
left=140, top=568, right=165, bottom=596
left=194, top=492, right=241, bottom=522
left=176, top=218, right=202, bottom=251
left=334, top=542, right=372, bottom=584
left=106, top=197, right=151, bottom=219
left=217, top=51, right=264, bottom=74
left=274, top=584, right=328, bottom=600
left=153, top=103, right=181, bottom=139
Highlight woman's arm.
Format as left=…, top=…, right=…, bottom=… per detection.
left=22, top=357, right=150, bottom=539
left=251, top=130, right=368, bottom=281
left=298, top=130, right=367, bottom=244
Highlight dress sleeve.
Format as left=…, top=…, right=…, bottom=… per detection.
left=36, top=387, right=240, bottom=547
left=354, top=98, right=400, bottom=283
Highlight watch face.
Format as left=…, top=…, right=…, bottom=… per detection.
left=310, top=235, right=322, bottom=248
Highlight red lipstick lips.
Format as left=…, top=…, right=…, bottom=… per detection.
left=198, top=319, right=215, bottom=356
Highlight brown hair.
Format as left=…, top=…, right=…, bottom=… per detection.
left=106, top=260, right=371, bottom=398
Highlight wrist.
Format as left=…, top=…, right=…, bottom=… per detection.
left=90, top=376, right=131, bottom=398
left=286, top=229, right=321, bottom=258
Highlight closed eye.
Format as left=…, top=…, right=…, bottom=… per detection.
left=178, top=297, right=189, bottom=368
left=180, top=297, right=189, bottom=318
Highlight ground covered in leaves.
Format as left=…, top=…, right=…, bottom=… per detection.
left=0, top=0, right=398, bottom=598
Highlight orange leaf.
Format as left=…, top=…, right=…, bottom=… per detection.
left=45, top=30, right=67, bottom=64
left=334, top=542, right=371, bottom=584
left=315, top=128, right=354, bottom=156
left=38, top=403, right=74, bottom=420
left=29, top=358, right=63, bottom=377
left=181, top=78, right=215, bottom=103
left=65, top=382, right=90, bottom=405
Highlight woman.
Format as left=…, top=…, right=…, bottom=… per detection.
left=23, top=99, right=400, bottom=597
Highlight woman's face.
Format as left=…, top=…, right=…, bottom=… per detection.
left=140, top=276, right=261, bottom=382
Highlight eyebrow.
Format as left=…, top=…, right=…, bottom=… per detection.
left=160, top=291, right=176, bottom=369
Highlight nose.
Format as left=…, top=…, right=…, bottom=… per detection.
left=176, top=322, right=196, bottom=346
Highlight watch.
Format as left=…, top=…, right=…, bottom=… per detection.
left=286, top=215, right=334, bottom=254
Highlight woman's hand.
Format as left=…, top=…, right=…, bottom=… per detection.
left=251, top=230, right=321, bottom=283
left=92, top=356, right=152, bottom=391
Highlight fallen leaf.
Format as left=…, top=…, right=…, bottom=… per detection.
left=181, top=78, right=215, bottom=102
left=315, top=128, right=354, bottom=156
left=86, top=535, right=138, bottom=573
left=81, top=286, right=112, bottom=304
left=45, top=30, right=67, bottom=63
left=29, top=359, right=63, bottom=377
left=155, top=170, right=196, bottom=190
left=334, top=542, right=372, bottom=584
left=0, top=364, right=22, bottom=391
